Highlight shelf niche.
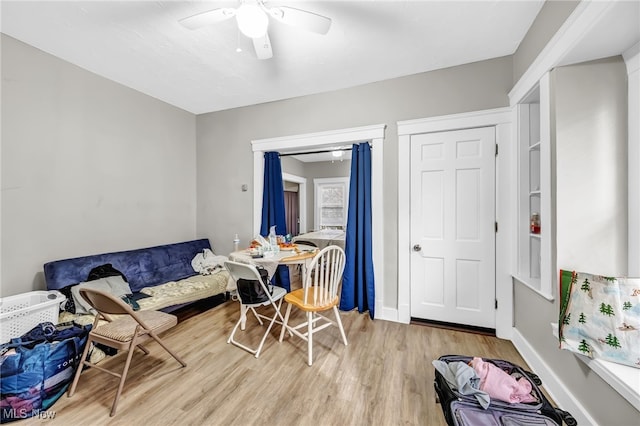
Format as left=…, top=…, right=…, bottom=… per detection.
left=515, top=73, right=553, bottom=300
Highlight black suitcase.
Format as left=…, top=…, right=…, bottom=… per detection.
left=434, top=355, right=577, bottom=426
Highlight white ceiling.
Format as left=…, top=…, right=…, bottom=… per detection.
left=556, top=0, right=640, bottom=68
left=1, top=0, right=546, bottom=115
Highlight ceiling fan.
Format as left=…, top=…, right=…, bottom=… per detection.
left=179, top=0, right=332, bottom=60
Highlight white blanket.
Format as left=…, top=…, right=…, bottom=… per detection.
left=191, top=249, right=228, bottom=275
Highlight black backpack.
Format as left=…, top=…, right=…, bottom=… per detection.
left=87, top=263, right=128, bottom=282
left=236, top=267, right=272, bottom=304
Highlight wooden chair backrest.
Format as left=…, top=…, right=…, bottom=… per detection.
left=302, top=245, right=346, bottom=307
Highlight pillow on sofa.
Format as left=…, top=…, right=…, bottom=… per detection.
left=71, top=275, right=133, bottom=315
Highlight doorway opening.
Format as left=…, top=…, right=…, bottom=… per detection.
left=250, top=124, right=388, bottom=319
left=282, top=172, right=306, bottom=235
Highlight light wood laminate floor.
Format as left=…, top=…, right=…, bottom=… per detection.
left=24, top=287, right=531, bottom=425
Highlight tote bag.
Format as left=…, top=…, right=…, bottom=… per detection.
left=0, top=323, right=90, bottom=422
left=559, top=270, right=640, bottom=368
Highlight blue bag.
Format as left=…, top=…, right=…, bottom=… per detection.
left=0, top=322, right=90, bottom=422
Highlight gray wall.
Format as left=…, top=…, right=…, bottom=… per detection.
left=1, top=35, right=198, bottom=297
left=514, top=57, right=635, bottom=424
left=195, top=55, right=514, bottom=310
left=513, top=0, right=580, bottom=83
left=555, top=58, right=628, bottom=275
left=280, top=156, right=306, bottom=178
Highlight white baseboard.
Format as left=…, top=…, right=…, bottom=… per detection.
left=375, top=306, right=399, bottom=323
left=511, top=328, right=597, bottom=426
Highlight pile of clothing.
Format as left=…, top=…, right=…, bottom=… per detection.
left=432, top=356, right=537, bottom=409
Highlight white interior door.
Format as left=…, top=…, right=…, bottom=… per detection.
left=410, top=127, right=496, bottom=328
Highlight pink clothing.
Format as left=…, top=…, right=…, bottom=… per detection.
left=470, top=357, right=537, bottom=404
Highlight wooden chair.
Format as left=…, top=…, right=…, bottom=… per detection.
left=278, top=245, right=347, bottom=366
left=67, top=288, right=186, bottom=417
left=224, top=260, right=288, bottom=358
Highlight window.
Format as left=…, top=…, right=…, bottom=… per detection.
left=314, top=177, right=349, bottom=230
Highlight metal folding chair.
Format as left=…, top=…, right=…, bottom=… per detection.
left=67, top=288, right=186, bottom=416
left=224, top=260, right=288, bottom=358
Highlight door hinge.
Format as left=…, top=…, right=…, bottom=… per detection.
left=495, top=299, right=498, bottom=309
left=495, top=144, right=498, bottom=157
left=495, top=222, right=498, bottom=233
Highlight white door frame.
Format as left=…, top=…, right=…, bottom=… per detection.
left=251, top=124, right=387, bottom=319
left=398, top=108, right=513, bottom=339
left=282, top=172, right=307, bottom=234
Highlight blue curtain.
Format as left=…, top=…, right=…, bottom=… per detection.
left=260, top=152, right=290, bottom=291
left=340, top=143, right=375, bottom=319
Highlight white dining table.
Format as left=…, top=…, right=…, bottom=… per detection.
left=226, top=247, right=318, bottom=331
left=292, top=229, right=346, bottom=250
left=227, top=246, right=318, bottom=291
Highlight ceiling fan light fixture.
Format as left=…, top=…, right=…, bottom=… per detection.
left=236, top=3, right=269, bottom=38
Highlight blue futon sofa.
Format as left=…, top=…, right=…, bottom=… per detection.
left=43, top=239, right=229, bottom=313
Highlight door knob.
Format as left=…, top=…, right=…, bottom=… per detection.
left=413, top=244, right=422, bottom=252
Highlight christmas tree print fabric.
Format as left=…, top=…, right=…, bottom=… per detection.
left=559, top=270, right=640, bottom=368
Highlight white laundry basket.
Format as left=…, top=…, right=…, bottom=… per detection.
left=0, top=291, right=66, bottom=343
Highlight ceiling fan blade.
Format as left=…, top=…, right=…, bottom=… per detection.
left=179, top=8, right=236, bottom=30
left=252, top=32, right=273, bottom=60
left=268, top=6, right=331, bottom=35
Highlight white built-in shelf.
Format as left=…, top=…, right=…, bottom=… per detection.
left=551, top=323, right=640, bottom=411
left=516, top=278, right=554, bottom=301
left=515, top=73, right=553, bottom=301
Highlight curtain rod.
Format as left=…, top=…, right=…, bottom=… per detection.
left=279, top=147, right=353, bottom=157
left=278, top=148, right=351, bottom=157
